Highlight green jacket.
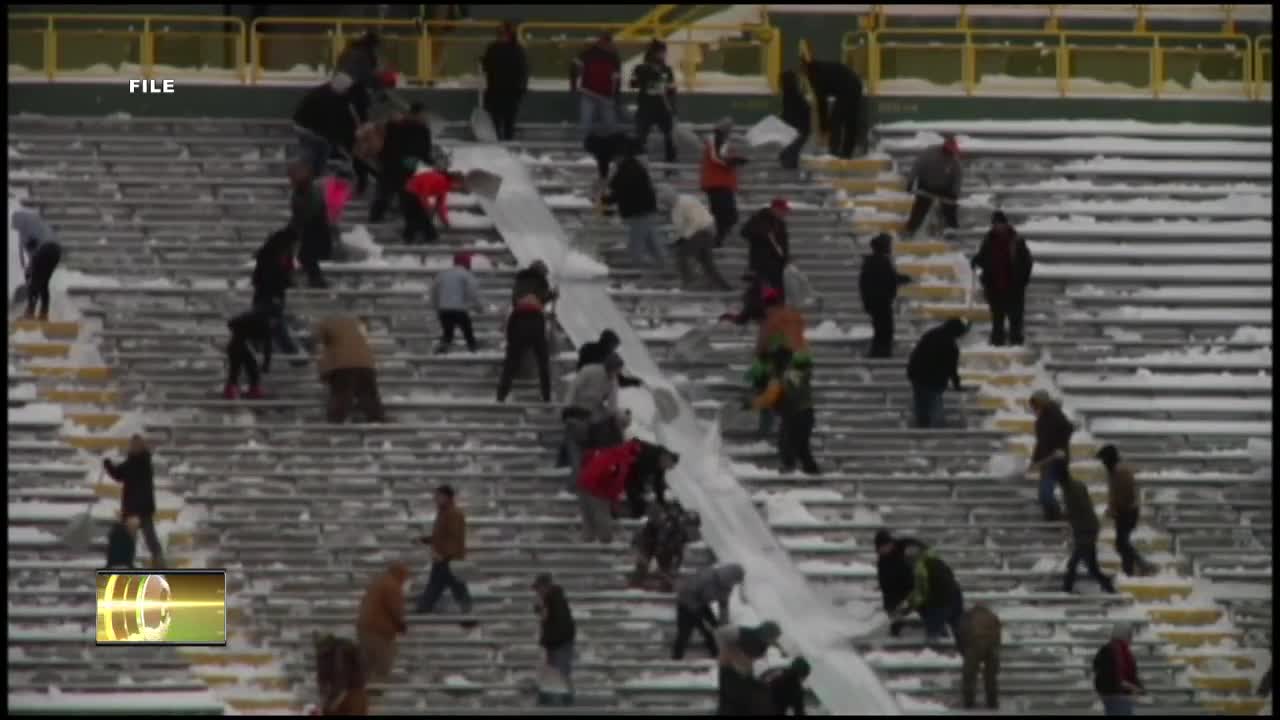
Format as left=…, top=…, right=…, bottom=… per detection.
left=907, top=549, right=959, bottom=611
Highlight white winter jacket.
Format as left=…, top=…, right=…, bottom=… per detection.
left=671, top=193, right=715, bottom=240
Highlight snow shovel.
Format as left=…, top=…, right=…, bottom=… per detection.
left=650, top=385, right=680, bottom=423
left=745, top=114, right=799, bottom=149
left=669, top=321, right=718, bottom=363
left=60, top=500, right=96, bottom=554
left=463, top=168, right=503, bottom=200
left=470, top=85, right=498, bottom=143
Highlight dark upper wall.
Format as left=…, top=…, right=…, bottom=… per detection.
left=10, top=4, right=655, bottom=23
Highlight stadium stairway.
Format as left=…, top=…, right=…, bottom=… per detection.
left=6, top=116, right=792, bottom=714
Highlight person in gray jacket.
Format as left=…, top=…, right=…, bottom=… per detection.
left=904, top=133, right=963, bottom=238
left=12, top=207, right=62, bottom=320
left=673, top=562, right=745, bottom=660
left=562, top=354, right=626, bottom=491
left=431, top=251, right=483, bottom=353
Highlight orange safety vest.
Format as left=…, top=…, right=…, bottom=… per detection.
left=700, top=139, right=739, bottom=192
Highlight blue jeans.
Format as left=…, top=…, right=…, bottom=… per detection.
left=911, top=382, right=946, bottom=428
left=414, top=560, right=472, bottom=614
left=295, top=131, right=329, bottom=176
left=920, top=588, right=965, bottom=649
left=579, top=93, right=619, bottom=138
left=563, top=418, right=589, bottom=492
left=624, top=214, right=665, bottom=269
left=1039, top=458, right=1065, bottom=519
left=1101, top=696, right=1135, bottom=715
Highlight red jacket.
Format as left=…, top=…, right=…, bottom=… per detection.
left=405, top=171, right=453, bottom=225
left=578, top=440, right=643, bottom=502
left=700, top=138, right=739, bottom=192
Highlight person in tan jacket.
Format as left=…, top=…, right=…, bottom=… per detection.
left=1098, top=444, right=1154, bottom=577
left=413, top=485, right=474, bottom=624
left=314, top=315, right=385, bottom=423
left=958, top=603, right=1002, bottom=710
left=356, top=561, right=409, bottom=684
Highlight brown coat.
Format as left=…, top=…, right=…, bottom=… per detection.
left=755, top=305, right=809, bottom=356
left=315, top=316, right=376, bottom=377
left=353, top=122, right=384, bottom=166
left=356, top=562, right=409, bottom=639
left=1106, top=463, right=1138, bottom=516
left=959, top=604, right=1002, bottom=654
left=431, top=505, right=467, bottom=561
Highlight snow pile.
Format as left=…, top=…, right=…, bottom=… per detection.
left=1056, top=156, right=1271, bottom=179
left=447, top=211, right=494, bottom=230
left=1245, top=438, right=1271, bottom=466
left=560, top=250, right=610, bottom=279
left=9, top=402, right=64, bottom=425
left=543, top=193, right=594, bottom=210
left=809, top=320, right=872, bottom=341
left=1020, top=217, right=1270, bottom=239
left=1098, top=347, right=1272, bottom=368
left=338, top=224, right=382, bottom=263
left=1010, top=194, right=1273, bottom=218
left=986, top=453, right=1025, bottom=479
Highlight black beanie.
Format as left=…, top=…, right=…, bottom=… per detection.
left=874, top=529, right=893, bottom=549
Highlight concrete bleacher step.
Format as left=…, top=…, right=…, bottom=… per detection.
left=11, top=318, right=82, bottom=339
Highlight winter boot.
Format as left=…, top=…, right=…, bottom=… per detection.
left=626, top=568, right=647, bottom=589
left=21, top=309, right=35, bottom=320
left=37, top=310, right=49, bottom=322
left=433, top=342, right=450, bottom=355
left=222, top=383, right=241, bottom=400
left=245, top=385, right=265, bottom=400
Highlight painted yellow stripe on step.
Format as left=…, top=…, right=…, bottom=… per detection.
left=40, top=388, right=121, bottom=404
left=1172, top=654, right=1256, bottom=670
left=28, top=366, right=112, bottom=381
left=805, top=157, right=892, bottom=173
left=915, top=305, right=992, bottom=322
left=1158, top=630, right=1241, bottom=647
left=15, top=342, right=71, bottom=358
left=854, top=219, right=906, bottom=234
left=63, top=435, right=130, bottom=451
left=64, top=412, right=123, bottom=430
left=830, top=178, right=906, bottom=193
left=12, top=319, right=80, bottom=339
left=899, top=284, right=966, bottom=300
left=895, top=241, right=950, bottom=256
left=1117, top=584, right=1193, bottom=602
left=898, top=263, right=957, bottom=279
left=1200, top=699, right=1266, bottom=714
left=857, top=197, right=914, bottom=213
left=1146, top=609, right=1223, bottom=625
left=178, top=649, right=280, bottom=666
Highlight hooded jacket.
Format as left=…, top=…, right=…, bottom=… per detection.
left=756, top=304, right=808, bottom=356
left=1105, top=463, right=1139, bottom=516
left=677, top=563, right=745, bottom=618
left=906, top=318, right=966, bottom=390
left=432, top=265, right=482, bottom=313
left=336, top=39, right=379, bottom=91
left=859, top=245, right=912, bottom=311
left=908, top=144, right=963, bottom=199
left=380, top=116, right=432, bottom=180
left=293, top=83, right=356, bottom=146
left=357, top=562, right=409, bottom=639
left=604, top=154, right=658, bottom=218
left=877, top=536, right=927, bottom=612
left=972, top=224, right=1033, bottom=297
left=571, top=42, right=621, bottom=98
left=779, top=70, right=811, bottom=135
left=537, top=582, right=576, bottom=649
left=314, top=316, right=376, bottom=376
left=1032, top=401, right=1075, bottom=465
left=624, top=441, right=674, bottom=518
left=576, top=336, right=643, bottom=388
left=1063, top=474, right=1101, bottom=544
left=564, top=363, right=619, bottom=423
left=104, top=449, right=156, bottom=516
left=481, top=34, right=529, bottom=95
left=578, top=440, right=643, bottom=502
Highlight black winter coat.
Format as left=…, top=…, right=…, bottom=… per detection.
left=726, top=278, right=768, bottom=326
left=972, top=226, right=1034, bottom=298
left=1092, top=640, right=1142, bottom=695
left=762, top=667, right=808, bottom=716
left=104, top=451, right=156, bottom=516
left=907, top=321, right=965, bottom=390
left=538, top=584, right=576, bottom=649
left=336, top=42, right=379, bottom=90
left=631, top=60, right=676, bottom=112
left=741, top=208, right=790, bottom=280
left=718, top=667, right=775, bottom=715
left=293, top=83, right=355, bottom=146
left=482, top=39, right=529, bottom=95
left=229, top=310, right=274, bottom=373
left=380, top=118, right=433, bottom=180
left=624, top=441, right=671, bottom=518
left=252, top=232, right=294, bottom=304
left=105, top=521, right=136, bottom=568
left=780, top=72, right=811, bottom=134
left=917, top=553, right=960, bottom=611
left=877, top=537, right=927, bottom=612
left=806, top=60, right=862, bottom=133
left=511, top=268, right=556, bottom=309
left=576, top=341, right=643, bottom=387
left=859, top=252, right=912, bottom=311
left=604, top=156, right=658, bottom=218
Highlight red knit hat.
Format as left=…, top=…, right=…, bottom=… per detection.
left=942, top=134, right=960, bottom=156
left=378, top=70, right=398, bottom=89
left=453, top=252, right=473, bottom=269
left=770, top=197, right=790, bottom=213
left=761, top=286, right=781, bottom=304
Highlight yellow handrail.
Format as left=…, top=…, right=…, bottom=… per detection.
left=248, top=16, right=421, bottom=84
left=869, top=5, right=1252, bottom=32
left=844, top=27, right=1255, bottom=99
left=9, top=13, right=246, bottom=81
left=1256, top=35, right=1272, bottom=99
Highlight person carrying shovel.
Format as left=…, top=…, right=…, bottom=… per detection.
left=904, top=133, right=963, bottom=239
